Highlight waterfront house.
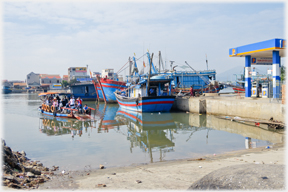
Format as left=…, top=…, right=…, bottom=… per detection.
left=40, top=74, right=62, bottom=91
left=68, top=67, right=90, bottom=82
left=26, top=72, right=40, bottom=87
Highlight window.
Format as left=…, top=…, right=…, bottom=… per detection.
left=28, top=76, right=30, bottom=79
left=85, top=86, right=89, bottom=93
left=42, top=80, right=44, bottom=83
left=57, top=80, right=59, bottom=83
left=50, top=80, right=51, bottom=83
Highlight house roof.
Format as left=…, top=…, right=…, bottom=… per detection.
left=13, top=83, right=27, bottom=86
left=40, top=74, right=61, bottom=79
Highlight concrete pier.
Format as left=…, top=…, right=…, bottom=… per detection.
left=172, top=95, right=285, bottom=122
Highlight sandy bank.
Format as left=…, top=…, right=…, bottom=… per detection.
left=37, top=143, right=285, bottom=190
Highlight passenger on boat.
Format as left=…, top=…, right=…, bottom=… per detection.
left=83, top=104, right=90, bottom=114
left=76, top=97, right=83, bottom=113
left=69, top=96, right=75, bottom=109
left=53, top=97, right=59, bottom=110
left=45, top=97, right=50, bottom=105
left=56, top=95, right=61, bottom=103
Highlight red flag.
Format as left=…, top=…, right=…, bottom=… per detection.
left=143, top=61, right=146, bottom=67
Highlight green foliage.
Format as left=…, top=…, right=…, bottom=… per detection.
left=61, top=80, right=69, bottom=88
left=281, top=65, right=285, bottom=82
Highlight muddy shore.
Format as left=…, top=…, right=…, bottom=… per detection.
left=31, top=142, right=285, bottom=190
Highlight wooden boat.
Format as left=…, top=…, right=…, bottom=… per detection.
left=39, top=105, right=75, bottom=118
left=115, top=75, right=175, bottom=112
left=232, top=87, right=245, bottom=93
left=39, top=105, right=95, bottom=120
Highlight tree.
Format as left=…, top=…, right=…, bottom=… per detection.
left=61, top=80, right=69, bottom=88
left=281, top=65, right=285, bottom=83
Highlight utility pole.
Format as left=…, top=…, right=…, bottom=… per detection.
left=170, top=61, right=175, bottom=71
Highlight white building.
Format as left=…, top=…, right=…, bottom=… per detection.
left=68, top=67, right=89, bottom=82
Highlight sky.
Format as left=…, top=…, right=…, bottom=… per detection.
left=0, top=0, right=286, bottom=81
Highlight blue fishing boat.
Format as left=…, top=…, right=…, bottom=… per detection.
left=100, top=78, right=126, bottom=102
left=115, top=74, right=175, bottom=112
left=70, top=82, right=103, bottom=101
left=2, top=86, right=12, bottom=94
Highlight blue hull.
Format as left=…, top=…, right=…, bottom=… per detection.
left=38, top=108, right=74, bottom=118
left=116, top=95, right=175, bottom=112
left=100, top=79, right=126, bottom=103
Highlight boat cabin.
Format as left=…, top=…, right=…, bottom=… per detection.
left=126, top=75, right=173, bottom=98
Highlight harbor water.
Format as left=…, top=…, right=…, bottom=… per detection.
left=2, top=93, right=283, bottom=171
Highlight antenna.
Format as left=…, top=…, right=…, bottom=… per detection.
left=206, top=54, right=208, bottom=70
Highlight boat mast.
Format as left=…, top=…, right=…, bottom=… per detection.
left=147, top=53, right=154, bottom=96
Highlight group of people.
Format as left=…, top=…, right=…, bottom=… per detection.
left=43, top=95, right=90, bottom=114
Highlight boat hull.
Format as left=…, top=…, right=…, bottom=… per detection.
left=116, top=95, right=175, bottom=112
left=38, top=107, right=74, bottom=118
left=233, top=87, right=245, bottom=93
left=100, top=78, right=127, bottom=103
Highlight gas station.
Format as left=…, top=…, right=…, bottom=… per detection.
left=229, top=38, right=285, bottom=98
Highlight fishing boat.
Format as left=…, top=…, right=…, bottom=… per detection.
left=123, top=51, right=223, bottom=98
left=97, top=69, right=127, bottom=103
left=70, top=82, right=103, bottom=101
left=2, top=85, right=12, bottom=94
left=115, top=74, right=176, bottom=112
left=100, top=78, right=127, bottom=102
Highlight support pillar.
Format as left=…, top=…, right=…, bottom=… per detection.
left=273, top=51, right=280, bottom=98
left=245, top=55, right=251, bottom=97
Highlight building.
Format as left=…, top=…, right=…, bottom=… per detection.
left=40, top=74, right=61, bottom=84
left=40, top=74, right=62, bottom=91
left=26, top=72, right=40, bottom=87
left=13, top=82, right=27, bottom=89
left=68, top=67, right=89, bottom=82
left=63, top=75, right=69, bottom=81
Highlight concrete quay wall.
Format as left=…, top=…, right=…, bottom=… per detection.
left=173, top=97, right=285, bottom=122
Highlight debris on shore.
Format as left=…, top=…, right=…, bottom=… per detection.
left=2, top=139, right=58, bottom=189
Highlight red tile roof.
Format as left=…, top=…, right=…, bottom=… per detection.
left=40, top=75, right=61, bottom=79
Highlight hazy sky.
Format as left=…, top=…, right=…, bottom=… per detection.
left=0, top=0, right=285, bottom=81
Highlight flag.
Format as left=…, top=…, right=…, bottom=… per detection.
left=143, top=61, right=146, bottom=67
left=134, top=53, right=136, bottom=56
left=89, top=70, right=93, bottom=78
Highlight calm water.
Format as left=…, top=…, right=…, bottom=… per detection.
left=2, top=93, right=282, bottom=171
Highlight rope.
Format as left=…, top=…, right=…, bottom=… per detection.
left=116, top=61, right=129, bottom=74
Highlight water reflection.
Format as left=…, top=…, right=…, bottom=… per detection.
left=39, top=116, right=96, bottom=138
left=95, top=103, right=123, bottom=132
left=115, top=109, right=176, bottom=163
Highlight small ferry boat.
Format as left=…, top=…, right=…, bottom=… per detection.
left=38, top=92, right=95, bottom=120
left=115, top=75, right=176, bottom=112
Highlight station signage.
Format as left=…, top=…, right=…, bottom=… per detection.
left=251, top=57, right=272, bottom=65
